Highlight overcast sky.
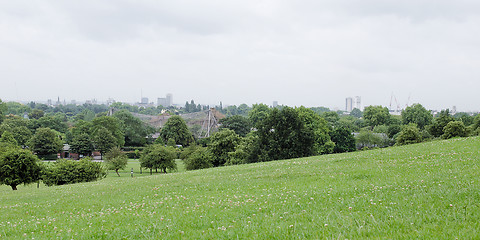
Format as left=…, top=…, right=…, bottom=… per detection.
left=1, top=1, right=480, bottom=111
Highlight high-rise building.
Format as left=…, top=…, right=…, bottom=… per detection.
left=346, top=97, right=353, bottom=112
left=157, top=98, right=167, bottom=107
left=141, top=97, right=149, bottom=104
left=273, top=101, right=278, bottom=108
left=157, top=94, right=173, bottom=107
left=354, top=96, right=361, bottom=110
left=166, top=93, right=173, bottom=107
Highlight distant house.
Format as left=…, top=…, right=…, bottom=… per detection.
left=60, top=144, right=79, bottom=160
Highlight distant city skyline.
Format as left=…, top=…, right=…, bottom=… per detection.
left=1, top=1, right=480, bottom=112
left=3, top=94, right=471, bottom=113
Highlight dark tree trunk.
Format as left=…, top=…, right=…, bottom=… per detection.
left=116, top=169, right=120, bottom=177
left=11, top=185, right=17, bottom=190
left=150, top=168, right=152, bottom=175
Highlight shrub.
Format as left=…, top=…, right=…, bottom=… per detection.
left=442, top=121, right=467, bottom=139
left=42, top=158, right=106, bottom=186
left=395, top=124, right=422, bottom=146
left=183, top=147, right=213, bottom=170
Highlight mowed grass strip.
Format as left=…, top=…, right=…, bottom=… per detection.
left=1, top=137, right=479, bottom=239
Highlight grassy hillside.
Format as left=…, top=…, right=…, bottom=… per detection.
left=1, top=137, right=479, bottom=239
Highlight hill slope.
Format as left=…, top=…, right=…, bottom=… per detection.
left=1, top=137, right=480, bottom=239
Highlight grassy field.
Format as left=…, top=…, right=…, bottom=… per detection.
left=1, top=137, right=479, bottom=239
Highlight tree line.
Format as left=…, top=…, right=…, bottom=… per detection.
left=1, top=98, right=480, bottom=190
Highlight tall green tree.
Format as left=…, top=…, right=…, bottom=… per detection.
left=256, top=107, right=315, bottom=161
left=207, top=129, right=241, bottom=167
left=350, top=108, right=363, bottom=118
left=0, top=99, right=6, bottom=124
left=219, top=115, right=251, bottom=137
left=104, top=147, right=128, bottom=177
left=27, top=127, right=63, bottom=159
left=321, top=111, right=340, bottom=127
left=140, top=145, right=177, bottom=174
left=160, top=116, right=194, bottom=147
left=93, top=127, right=117, bottom=159
left=363, top=106, right=391, bottom=127
left=296, top=107, right=334, bottom=155
left=0, top=131, right=18, bottom=146
left=92, top=116, right=125, bottom=147
left=69, top=133, right=95, bottom=157
left=35, top=114, right=68, bottom=133
left=330, top=127, right=356, bottom=153
left=28, top=109, right=44, bottom=120
left=0, top=148, right=42, bottom=190
left=248, top=104, right=271, bottom=128
left=428, top=109, right=455, bottom=138
left=113, top=110, right=152, bottom=146
left=401, top=104, right=432, bottom=130
left=0, top=117, right=32, bottom=147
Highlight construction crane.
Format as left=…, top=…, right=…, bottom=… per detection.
left=389, top=93, right=401, bottom=114
left=199, top=108, right=220, bottom=138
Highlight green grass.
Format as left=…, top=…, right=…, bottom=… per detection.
left=1, top=137, right=480, bottom=239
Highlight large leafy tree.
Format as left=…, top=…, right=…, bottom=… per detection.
left=248, top=104, right=271, bottom=128
left=219, top=115, right=251, bottom=137
left=28, top=109, right=44, bottom=119
left=296, top=106, right=334, bottom=155
left=70, top=133, right=95, bottom=157
left=0, top=148, right=42, bottom=190
left=113, top=110, right=152, bottom=146
left=363, top=106, right=391, bottom=127
left=71, top=120, right=94, bottom=136
left=321, top=111, right=340, bottom=127
left=330, top=127, right=356, bottom=153
left=428, top=109, right=455, bottom=138
left=0, top=131, right=18, bottom=146
left=160, top=116, right=194, bottom=147
left=0, top=99, right=7, bottom=124
left=35, top=114, right=69, bottom=133
left=93, top=127, right=117, bottom=159
left=27, top=127, right=63, bottom=158
left=256, top=107, right=315, bottom=161
left=0, top=117, right=33, bottom=147
left=350, top=108, right=363, bottom=118
left=92, top=116, right=125, bottom=147
left=104, top=147, right=128, bottom=177
left=207, top=129, right=241, bottom=167
left=401, top=104, right=432, bottom=130
left=140, top=145, right=177, bottom=174
left=355, top=130, right=383, bottom=149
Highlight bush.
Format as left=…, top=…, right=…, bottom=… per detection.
left=442, top=121, right=467, bottom=139
left=183, top=147, right=213, bottom=170
left=395, top=124, right=422, bottom=146
left=42, top=158, right=106, bottom=186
